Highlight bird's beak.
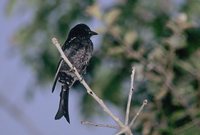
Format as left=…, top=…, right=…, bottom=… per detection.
left=89, top=30, right=98, bottom=36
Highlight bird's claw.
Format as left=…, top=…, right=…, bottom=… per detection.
left=79, top=76, right=83, bottom=82
left=69, top=66, right=75, bottom=73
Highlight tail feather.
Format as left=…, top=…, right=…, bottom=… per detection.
left=52, top=59, right=63, bottom=93
left=55, top=85, right=70, bottom=123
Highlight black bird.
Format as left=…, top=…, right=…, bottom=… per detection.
left=52, top=24, right=97, bottom=123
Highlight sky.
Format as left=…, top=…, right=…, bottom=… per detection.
left=0, top=0, right=119, bottom=134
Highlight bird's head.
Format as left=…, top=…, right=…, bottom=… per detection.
left=68, top=24, right=98, bottom=40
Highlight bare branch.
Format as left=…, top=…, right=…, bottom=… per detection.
left=125, top=67, right=135, bottom=125
left=129, top=99, right=148, bottom=128
left=52, top=37, right=148, bottom=135
left=115, top=129, right=126, bottom=135
left=81, top=121, right=118, bottom=129
left=115, top=126, right=133, bottom=135
left=52, top=37, right=124, bottom=127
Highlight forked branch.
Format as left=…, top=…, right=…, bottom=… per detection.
left=52, top=37, right=148, bottom=135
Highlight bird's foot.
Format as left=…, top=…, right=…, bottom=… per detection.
left=69, top=66, right=76, bottom=73
left=79, top=76, right=84, bottom=82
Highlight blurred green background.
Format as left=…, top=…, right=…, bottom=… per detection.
left=5, top=0, right=200, bottom=134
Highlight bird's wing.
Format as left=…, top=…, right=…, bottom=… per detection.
left=52, top=59, right=63, bottom=93
left=62, top=37, right=77, bottom=50
left=52, top=37, right=77, bottom=93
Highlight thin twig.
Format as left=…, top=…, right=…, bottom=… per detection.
left=115, top=126, right=133, bottom=135
left=52, top=37, right=124, bottom=128
left=115, top=129, right=126, bottom=135
left=81, top=121, right=118, bottom=129
left=125, top=67, right=135, bottom=125
left=129, top=99, right=148, bottom=128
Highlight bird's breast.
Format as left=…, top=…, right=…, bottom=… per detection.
left=71, top=45, right=92, bottom=72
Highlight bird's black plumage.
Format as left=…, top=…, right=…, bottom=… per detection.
left=52, top=24, right=97, bottom=123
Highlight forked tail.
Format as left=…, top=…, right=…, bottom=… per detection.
left=55, top=85, right=70, bottom=123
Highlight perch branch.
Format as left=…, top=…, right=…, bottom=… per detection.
left=52, top=37, right=148, bottom=135
left=52, top=37, right=124, bottom=128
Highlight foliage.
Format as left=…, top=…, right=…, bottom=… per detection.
left=7, top=0, right=200, bottom=134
